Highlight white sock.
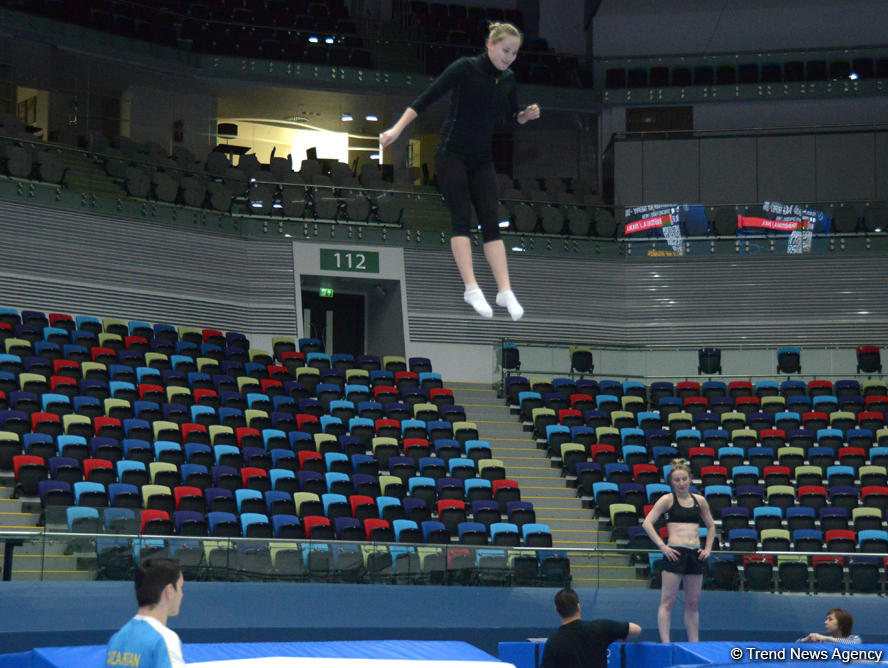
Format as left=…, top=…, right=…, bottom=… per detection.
left=496, top=290, right=524, bottom=321
left=464, top=288, right=493, bottom=318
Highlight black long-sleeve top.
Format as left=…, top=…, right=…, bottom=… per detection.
left=409, top=52, right=521, bottom=159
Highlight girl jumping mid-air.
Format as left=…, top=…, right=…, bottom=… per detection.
left=380, top=22, right=540, bottom=320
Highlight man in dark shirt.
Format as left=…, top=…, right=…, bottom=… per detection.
left=540, top=589, right=641, bottom=668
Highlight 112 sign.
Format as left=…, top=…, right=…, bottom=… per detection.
left=319, top=248, right=380, bottom=273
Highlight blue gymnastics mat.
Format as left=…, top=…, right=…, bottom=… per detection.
left=499, top=640, right=887, bottom=668
left=0, top=639, right=512, bottom=668
left=625, top=641, right=887, bottom=668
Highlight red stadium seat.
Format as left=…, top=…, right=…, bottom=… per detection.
left=349, top=494, right=377, bottom=521
left=825, top=529, right=856, bottom=553
left=808, top=380, right=834, bottom=397
left=302, top=515, right=333, bottom=539
left=728, top=381, right=753, bottom=399
left=141, top=509, right=173, bottom=535
left=676, top=381, right=701, bottom=398
left=241, top=466, right=269, bottom=491
left=861, top=486, right=888, bottom=514
left=700, top=465, right=728, bottom=487
left=589, top=443, right=617, bottom=466
left=174, top=485, right=205, bottom=512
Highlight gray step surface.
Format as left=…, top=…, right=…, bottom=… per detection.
left=3, top=568, right=94, bottom=581
left=0, top=496, right=40, bottom=527
left=60, top=151, right=127, bottom=199
left=2, top=535, right=95, bottom=581
left=451, top=382, right=648, bottom=585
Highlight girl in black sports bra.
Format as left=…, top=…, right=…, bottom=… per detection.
left=641, top=458, right=716, bottom=643
left=662, top=492, right=703, bottom=524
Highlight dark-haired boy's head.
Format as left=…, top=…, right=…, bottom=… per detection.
left=135, top=558, right=182, bottom=608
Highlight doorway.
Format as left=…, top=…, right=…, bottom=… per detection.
left=301, top=290, right=365, bottom=357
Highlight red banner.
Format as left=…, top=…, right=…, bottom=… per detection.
left=624, top=214, right=675, bottom=235
left=737, top=215, right=807, bottom=232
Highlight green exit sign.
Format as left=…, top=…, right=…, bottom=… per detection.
left=319, top=287, right=334, bottom=298
left=319, top=248, right=380, bottom=273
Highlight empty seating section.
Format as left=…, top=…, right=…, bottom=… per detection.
left=1, top=6, right=594, bottom=234
left=0, top=8, right=405, bottom=227
left=506, top=374, right=888, bottom=593
left=15, top=0, right=373, bottom=69
left=12, top=0, right=576, bottom=86
left=16, top=1, right=882, bottom=94
left=604, top=56, right=888, bottom=91
left=2, top=306, right=558, bottom=585
left=68, top=137, right=405, bottom=226
left=11, top=0, right=582, bottom=86
left=402, top=2, right=581, bottom=86
left=497, top=172, right=597, bottom=236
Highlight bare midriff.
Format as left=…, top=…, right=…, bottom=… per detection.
left=666, top=521, right=700, bottom=549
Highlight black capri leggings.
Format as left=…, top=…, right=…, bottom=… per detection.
left=435, top=152, right=501, bottom=242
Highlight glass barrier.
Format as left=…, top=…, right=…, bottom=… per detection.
left=595, top=45, right=888, bottom=88
left=3, top=131, right=888, bottom=260
left=3, top=527, right=886, bottom=595
left=0, top=526, right=572, bottom=587
left=494, top=339, right=888, bottom=387
left=595, top=47, right=888, bottom=106
left=0, top=130, right=411, bottom=221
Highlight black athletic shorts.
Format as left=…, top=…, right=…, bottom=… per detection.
left=661, top=545, right=706, bottom=575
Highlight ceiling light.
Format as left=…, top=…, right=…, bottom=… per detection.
left=341, top=114, right=353, bottom=122
left=308, top=36, right=319, bottom=43
left=370, top=153, right=380, bottom=161
left=849, top=72, right=859, bottom=80
left=365, top=114, right=378, bottom=122
left=511, top=246, right=525, bottom=252
left=498, top=220, right=510, bottom=228
left=325, top=37, right=334, bottom=44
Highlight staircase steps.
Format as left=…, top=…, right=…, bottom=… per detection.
left=0, top=495, right=39, bottom=528
left=60, top=150, right=127, bottom=199
left=450, top=381, right=650, bottom=588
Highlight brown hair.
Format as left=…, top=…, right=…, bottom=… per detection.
left=135, top=558, right=181, bottom=608
left=828, top=608, right=854, bottom=638
left=668, top=458, right=692, bottom=484
left=487, top=22, right=523, bottom=45
left=554, top=588, right=579, bottom=618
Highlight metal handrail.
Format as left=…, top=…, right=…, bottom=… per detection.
left=3, top=528, right=884, bottom=560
